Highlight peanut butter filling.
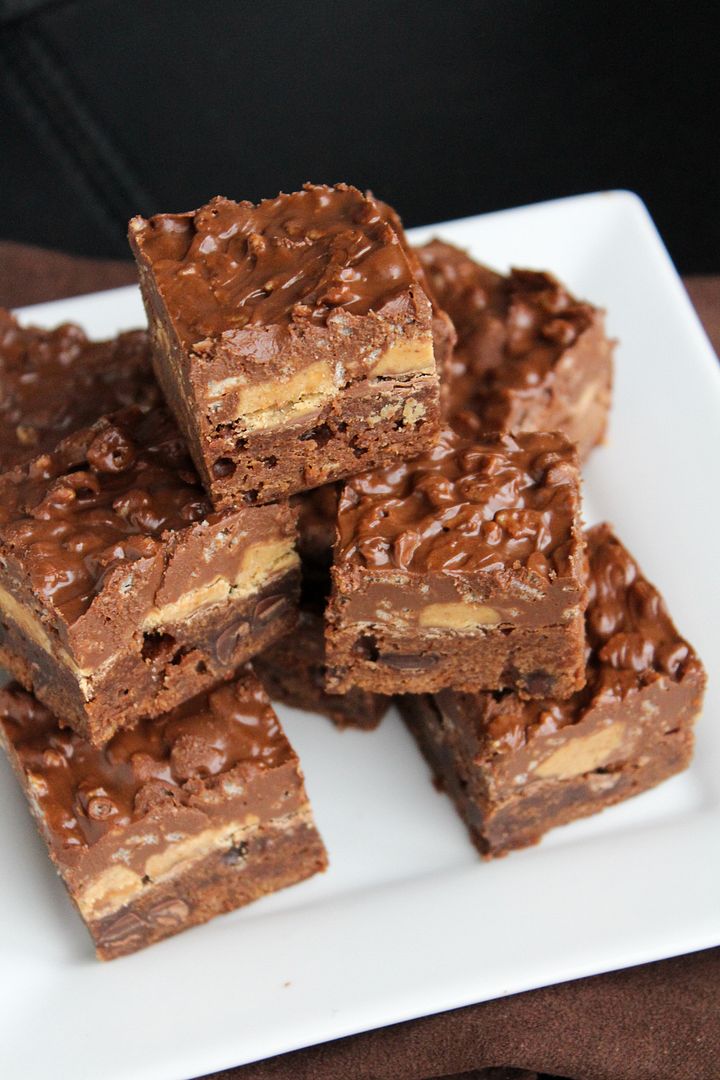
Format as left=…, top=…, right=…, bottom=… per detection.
left=142, top=539, right=298, bottom=630
left=207, top=359, right=336, bottom=422
left=0, top=583, right=55, bottom=652
left=418, top=602, right=501, bottom=630
left=76, top=807, right=312, bottom=920
left=0, top=583, right=92, bottom=685
left=369, top=335, right=435, bottom=378
left=533, top=723, right=624, bottom=780
left=206, top=335, right=435, bottom=436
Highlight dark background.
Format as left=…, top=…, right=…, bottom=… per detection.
left=1, top=0, right=717, bottom=272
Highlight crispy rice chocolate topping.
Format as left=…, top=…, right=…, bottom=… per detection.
left=0, top=406, right=214, bottom=623
left=0, top=310, right=158, bottom=471
left=129, top=184, right=419, bottom=344
left=336, top=427, right=581, bottom=577
left=417, top=240, right=596, bottom=412
left=0, top=672, right=293, bottom=850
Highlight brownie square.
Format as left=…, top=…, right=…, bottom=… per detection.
left=0, top=668, right=328, bottom=959
left=0, top=406, right=300, bottom=746
left=417, top=241, right=614, bottom=460
left=399, top=524, right=707, bottom=856
left=129, top=184, right=441, bottom=509
left=0, top=308, right=159, bottom=471
left=325, top=428, right=587, bottom=698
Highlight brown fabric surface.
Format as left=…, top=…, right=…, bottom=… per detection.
left=1, top=244, right=719, bottom=1080
left=684, top=275, right=720, bottom=353
left=0, top=240, right=137, bottom=307
left=201, top=947, right=720, bottom=1080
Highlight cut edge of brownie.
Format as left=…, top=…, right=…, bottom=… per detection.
left=0, top=672, right=328, bottom=959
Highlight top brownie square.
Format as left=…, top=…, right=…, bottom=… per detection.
left=325, top=428, right=587, bottom=697
left=416, top=241, right=613, bottom=460
left=129, top=184, right=441, bottom=508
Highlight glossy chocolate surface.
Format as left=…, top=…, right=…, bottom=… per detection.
left=336, top=427, right=581, bottom=577
left=436, top=524, right=706, bottom=753
left=0, top=671, right=294, bottom=850
left=0, top=310, right=158, bottom=471
left=0, top=406, right=213, bottom=624
left=417, top=240, right=597, bottom=414
left=130, top=184, right=417, bottom=345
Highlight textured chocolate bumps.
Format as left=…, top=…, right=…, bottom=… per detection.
left=0, top=309, right=159, bottom=471
left=0, top=406, right=300, bottom=746
left=325, top=428, right=587, bottom=698
left=130, top=184, right=442, bottom=509
left=0, top=669, right=328, bottom=959
left=399, top=524, right=706, bottom=856
left=417, top=240, right=613, bottom=459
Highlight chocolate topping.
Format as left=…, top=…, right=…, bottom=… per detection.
left=438, top=524, right=705, bottom=752
left=0, top=406, right=213, bottom=624
left=129, top=184, right=418, bottom=345
left=0, top=310, right=158, bottom=471
left=417, top=240, right=596, bottom=414
left=336, top=428, right=581, bottom=576
left=0, top=671, right=293, bottom=850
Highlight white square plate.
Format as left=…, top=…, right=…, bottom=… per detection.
left=2, top=192, right=719, bottom=1080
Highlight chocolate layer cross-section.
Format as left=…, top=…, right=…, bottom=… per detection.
left=0, top=406, right=300, bottom=746
left=399, top=524, right=706, bottom=857
left=371, top=198, right=457, bottom=391
left=129, top=184, right=442, bottom=509
left=0, top=669, right=328, bottom=959
left=325, top=428, right=587, bottom=698
left=417, top=241, right=613, bottom=460
left=0, top=308, right=159, bottom=471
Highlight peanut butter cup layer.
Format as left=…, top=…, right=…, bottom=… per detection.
left=0, top=668, right=327, bottom=959
left=0, top=405, right=300, bottom=746
left=130, top=184, right=441, bottom=508
left=399, top=524, right=706, bottom=856
left=325, top=427, right=587, bottom=698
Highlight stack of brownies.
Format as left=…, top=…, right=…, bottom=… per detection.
left=0, top=184, right=706, bottom=959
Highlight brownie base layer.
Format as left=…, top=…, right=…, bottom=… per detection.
left=325, top=618, right=586, bottom=699
left=193, top=376, right=441, bottom=510
left=90, top=816, right=327, bottom=959
left=256, top=610, right=388, bottom=730
left=400, top=691, right=695, bottom=858
left=0, top=569, right=299, bottom=746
